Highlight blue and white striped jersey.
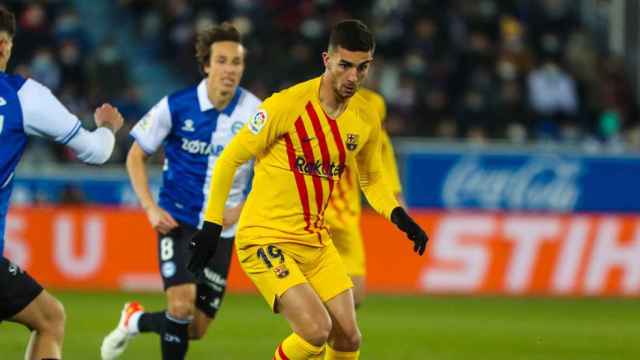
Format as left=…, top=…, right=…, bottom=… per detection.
left=130, top=79, right=260, bottom=237
left=0, top=73, right=106, bottom=255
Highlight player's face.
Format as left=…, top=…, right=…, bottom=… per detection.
left=204, top=41, right=245, bottom=95
left=323, top=46, right=373, bottom=99
left=0, top=31, right=13, bottom=71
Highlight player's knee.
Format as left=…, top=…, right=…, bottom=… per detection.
left=39, top=297, right=65, bottom=340
left=341, top=327, right=362, bottom=351
left=352, top=279, right=366, bottom=308
left=353, top=295, right=364, bottom=309
left=167, top=299, right=195, bottom=320
left=188, top=321, right=209, bottom=340
left=301, top=313, right=332, bottom=346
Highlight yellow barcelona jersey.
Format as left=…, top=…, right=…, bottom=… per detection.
left=203, top=77, right=399, bottom=247
left=325, top=88, right=402, bottom=232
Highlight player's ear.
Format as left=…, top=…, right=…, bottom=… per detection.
left=322, top=51, right=330, bottom=68
left=203, top=63, right=210, bottom=75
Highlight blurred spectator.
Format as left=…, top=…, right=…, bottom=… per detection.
left=457, top=89, right=492, bottom=141
left=86, top=40, right=130, bottom=101
left=415, top=87, right=449, bottom=137
left=527, top=56, right=578, bottom=139
left=14, top=3, right=52, bottom=60
left=495, top=80, right=528, bottom=141
left=597, top=56, right=634, bottom=140
left=53, top=8, right=90, bottom=50
left=58, top=40, right=85, bottom=88
left=29, top=48, right=61, bottom=91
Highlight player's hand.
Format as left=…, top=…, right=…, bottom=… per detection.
left=188, top=221, right=223, bottom=275
left=146, top=205, right=179, bottom=234
left=390, top=207, right=429, bottom=256
left=94, top=103, right=124, bottom=133
left=222, top=201, right=244, bottom=228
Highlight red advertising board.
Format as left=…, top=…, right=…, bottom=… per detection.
left=4, top=207, right=639, bottom=296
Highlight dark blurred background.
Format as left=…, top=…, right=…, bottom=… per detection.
left=4, top=0, right=640, bottom=168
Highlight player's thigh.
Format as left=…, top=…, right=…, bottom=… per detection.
left=10, top=290, right=65, bottom=334
left=278, top=282, right=331, bottom=340
left=0, top=256, right=45, bottom=326
left=157, top=224, right=198, bottom=291
left=300, top=241, right=353, bottom=305
left=236, top=242, right=307, bottom=313
left=351, top=275, right=366, bottom=307
left=332, top=226, right=366, bottom=277
left=325, top=289, right=359, bottom=335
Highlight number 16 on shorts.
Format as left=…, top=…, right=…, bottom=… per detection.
left=257, top=245, right=290, bottom=279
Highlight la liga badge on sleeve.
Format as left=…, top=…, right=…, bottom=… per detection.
left=249, top=109, right=268, bottom=134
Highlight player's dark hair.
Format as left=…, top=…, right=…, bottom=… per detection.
left=0, top=6, right=16, bottom=37
left=195, top=22, right=242, bottom=72
left=329, top=19, right=375, bottom=53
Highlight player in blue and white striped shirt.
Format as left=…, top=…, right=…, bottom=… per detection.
left=101, top=23, right=260, bottom=360
left=0, top=7, right=124, bottom=360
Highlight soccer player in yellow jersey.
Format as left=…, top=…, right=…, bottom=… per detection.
left=189, top=20, right=428, bottom=360
left=324, top=87, right=403, bottom=307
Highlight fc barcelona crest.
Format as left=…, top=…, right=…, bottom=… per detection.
left=346, top=133, right=359, bottom=151
left=273, top=263, right=290, bottom=278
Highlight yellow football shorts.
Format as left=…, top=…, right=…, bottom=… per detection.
left=236, top=239, right=353, bottom=312
left=330, top=225, right=366, bottom=277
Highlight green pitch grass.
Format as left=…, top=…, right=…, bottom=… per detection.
left=1, top=292, right=637, bottom=359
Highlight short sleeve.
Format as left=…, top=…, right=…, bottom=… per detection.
left=237, top=93, right=290, bottom=156
left=130, top=97, right=172, bottom=154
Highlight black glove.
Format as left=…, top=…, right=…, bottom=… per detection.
left=188, top=221, right=223, bottom=275
left=390, top=207, right=429, bottom=256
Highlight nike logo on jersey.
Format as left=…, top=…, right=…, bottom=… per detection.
left=301, top=136, right=316, bottom=143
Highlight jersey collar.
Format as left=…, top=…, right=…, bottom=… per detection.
left=197, top=79, right=242, bottom=115
left=197, top=79, right=214, bottom=112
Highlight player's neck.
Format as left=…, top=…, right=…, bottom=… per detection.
left=319, top=75, right=348, bottom=119
left=209, top=89, right=233, bottom=110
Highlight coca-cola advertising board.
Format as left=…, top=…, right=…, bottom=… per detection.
left=404, top=151, right=640, bottom=212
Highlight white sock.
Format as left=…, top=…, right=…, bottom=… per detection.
left=127, top=311, right=143, bottom=335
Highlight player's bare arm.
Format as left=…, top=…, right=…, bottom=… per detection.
left=222, top=200, right=245, bottom=228
left=126, top=143, right=178, bottom=234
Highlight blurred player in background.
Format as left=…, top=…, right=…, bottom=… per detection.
left=324, top=87, right=403, bottom=307
left=100, top=23, right=260, bottom=360
left=0, top=7, right=124, bottom=360
left=188, top=20, right=428, bottom=360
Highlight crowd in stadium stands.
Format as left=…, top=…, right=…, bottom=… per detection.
left=5, top=1, right=143, bottom=165
left=119, top=0, right=640, bottom=150
left=6, top=0, right=640, bottom=166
